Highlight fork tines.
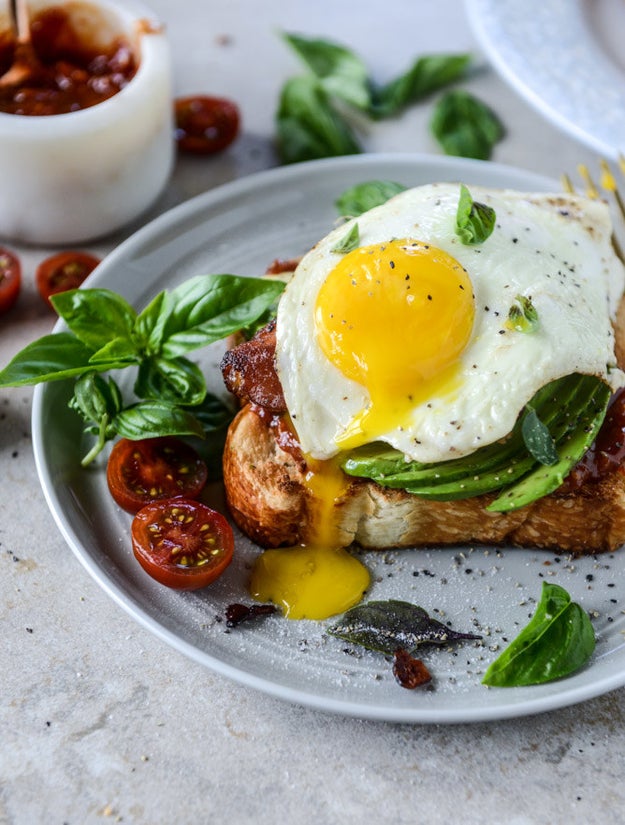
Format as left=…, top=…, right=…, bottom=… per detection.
left=562, top=156, right=625, bottom=261
left=562, top=155, right=625, bottom=226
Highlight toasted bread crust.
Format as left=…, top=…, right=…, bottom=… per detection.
left=223, top=403, right=625, bottom=555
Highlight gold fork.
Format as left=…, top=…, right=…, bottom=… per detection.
left=562, top=156, right=625, bottom=260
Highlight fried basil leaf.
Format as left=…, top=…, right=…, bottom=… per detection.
left=329, top=599, right=481, bottom=655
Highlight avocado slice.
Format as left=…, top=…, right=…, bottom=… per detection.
left=339, top=374, right=611, bottom=511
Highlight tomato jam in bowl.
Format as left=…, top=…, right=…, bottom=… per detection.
left=0, top=0, right=173, bottom=244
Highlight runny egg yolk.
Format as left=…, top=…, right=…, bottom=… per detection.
left=249, top=455, right=370, bottom=620
left=314, top=238, right=475, bottom=450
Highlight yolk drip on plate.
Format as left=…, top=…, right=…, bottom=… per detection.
left=249, top=455, right=370, bottom=620
left=314, top=239, right=475, bottom=450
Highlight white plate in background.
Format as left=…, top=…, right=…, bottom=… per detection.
left=32, top=153, right=625, bottom=723
left=466, top=0, right=625, bottom=159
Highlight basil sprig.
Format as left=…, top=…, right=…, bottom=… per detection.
left=0, top=274, right=285, bottom=464
left=455, top=184, right=496, bottom=245
left=482, top=583, right=595, bottom=687
left=277, top=33, right=472, bottom=163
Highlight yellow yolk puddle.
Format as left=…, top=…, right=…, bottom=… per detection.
left=314, top=239, right=475, bottom=450
left=249, top=456, right=370, bottom=620
left=249, top=545, right=370, bottom=620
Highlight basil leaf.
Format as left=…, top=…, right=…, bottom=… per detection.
left=134, top=356, right=206, bottom=406
left=0, top=333, right=99, bottom=386
left=370, top=53, right=471, bottom=119
left=331, top=222, right=360, bottom=253
left=506, top=294, right=539, bottom=333
left=159, top=274, right=285, bottom=357
left=69, top=373, right=123, bottom=465
left=430, top=89, right=504, bottom=160
left=88, top=336, right=140, bottom=365
left=51, top=288, right=137, bottom=352
left=482, top=583, right=596, bottom=687
left=113, top=401, right=206, bottom=441
left=276, top=75, right=361, bottom=164
left=455, top=184, right=496, bottom=245
left=335, top=180, right=407, bottom=217
left=521, top=407, right=559, bottom=466
left=69, top=372, right=123, bottom=427
left=132, top=290, right=173, bottom=355
left=282, top=33, right=371, bottom=111
left=328, top=599, right=481, bottom=655
left=183, top=392, right=233, bottom=432
left=183, top=393, right=235, bottom=475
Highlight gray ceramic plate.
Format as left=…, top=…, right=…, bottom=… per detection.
left=32, top=154, right=625, bottom=723
left=466, top=0, right=625, bottom=159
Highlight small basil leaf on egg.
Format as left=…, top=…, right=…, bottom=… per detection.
left=521, top=407, right=559, bottom=466
left=328, top=599, right=481, bottom=655
left=335, top=180, right=407, bottom=217
left=331, top=222, right=360, bottom=253
left=455, top=184, right=496, bottom=245
left=506, top=294, right=539, bottom=333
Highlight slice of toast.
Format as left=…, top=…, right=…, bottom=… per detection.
left=222, top=401, right=625, bottom=555
left=222, top=241, right=625, bottom=557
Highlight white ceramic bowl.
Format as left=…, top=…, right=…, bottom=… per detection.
left=0, top=0, right=174, bottom=245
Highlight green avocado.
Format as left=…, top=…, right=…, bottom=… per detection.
left=339, top=373, right=611, bottom=512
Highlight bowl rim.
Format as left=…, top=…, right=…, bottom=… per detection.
left=0, top=0, right=169, bottom=130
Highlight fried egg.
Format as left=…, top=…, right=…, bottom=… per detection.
left=275, top=183, right=625, bottom=464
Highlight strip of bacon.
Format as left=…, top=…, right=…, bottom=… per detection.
left=221, top=320, right=286, bottom=412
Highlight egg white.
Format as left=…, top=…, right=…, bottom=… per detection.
left=275, top=183, right=625, bottom=463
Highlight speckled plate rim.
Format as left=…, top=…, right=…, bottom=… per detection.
left=31, top=153, right=625, bottom=724
left=465, top=0, right=625, bottom=159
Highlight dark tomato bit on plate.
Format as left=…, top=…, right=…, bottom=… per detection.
left=0, top=247, right=21, bottom=314
left=107, top=436, right=208, bottom=514
left=131, top=498, right=234, bottom=590
left=36, top=250, right=101, bottom=309
left=174, top=95, right=240, bottom=154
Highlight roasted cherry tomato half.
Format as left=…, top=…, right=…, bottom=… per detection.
left=131, top=498, right=234, bottom=590
left=107, top=436, right=208, bottom=514
left=174, top=95, right=240, bottom=154
left=36, top=250, right=101, bottom=309
left=0, top=246, right=21, bottom=314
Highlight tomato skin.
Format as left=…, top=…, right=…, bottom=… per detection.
left=107, top=436, right=208, bottom=514
left=175, top=95, right=240, bottom=154
left=36, top=250, right=101, bottom=309
left=131, top=498, right=234, bottom=590
left=0, top=247, right=21, bottom=314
